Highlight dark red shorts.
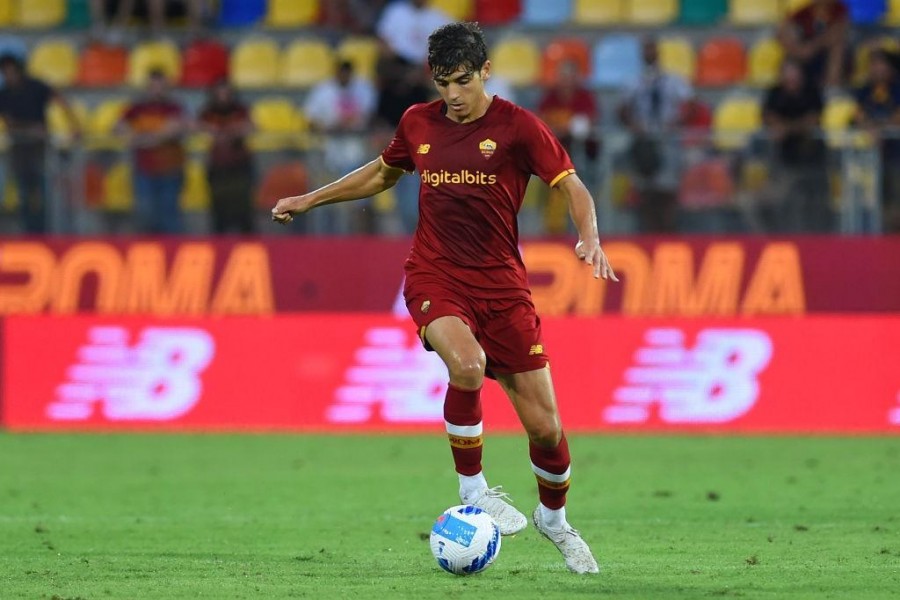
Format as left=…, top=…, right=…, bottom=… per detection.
left=404, top=278, right=549, bottom=377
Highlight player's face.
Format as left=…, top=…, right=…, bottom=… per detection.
left=433, top=63, right=491, bottom=122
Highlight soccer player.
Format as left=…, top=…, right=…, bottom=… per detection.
left=273, top=22, right=617, bottom=574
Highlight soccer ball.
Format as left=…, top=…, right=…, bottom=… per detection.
left=429, top=505, right=501, bottom=575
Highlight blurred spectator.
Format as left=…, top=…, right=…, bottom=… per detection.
left=0, top=54, right=80, bottom=234
left=198, top=81, right=255, bottom=234
left=376, top=0, right=450, bottom=65
left=320, top=0, right=387, bottom=36
left=762, top=59, right=830, bottom=232
left=306, top=60, right=377, bottom=233
left=91, top=0, right=206, bottom=36
left=854, top=49, right=900, bottom=233
left=778, top=0, right=849, bottom=88
left=538, top=59, right=599, bottom=234
left=618, top=38, right=693, bottom=233
left=118, top=70, right=188, bottom=234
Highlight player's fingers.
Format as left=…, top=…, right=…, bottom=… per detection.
left=605, top=260, right=620, bottom=282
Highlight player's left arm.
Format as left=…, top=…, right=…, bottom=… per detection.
left=555, top=173, right=618, bottom=282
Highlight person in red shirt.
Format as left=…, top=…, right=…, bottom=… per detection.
left=118, top=70, right=188, bottom=234
left=778, top=0, right=849, bottom=87
left=273, top=22, right=616, bottom=574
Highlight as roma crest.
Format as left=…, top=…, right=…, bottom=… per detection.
left=479, top=138, right=497, bottom=159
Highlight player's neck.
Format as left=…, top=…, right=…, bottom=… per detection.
left=446, top=93, right=494, bottom=125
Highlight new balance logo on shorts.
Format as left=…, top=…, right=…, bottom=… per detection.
left=606, top=328, right=773, bottom=425
left=47, top=326, right=215, bottom=422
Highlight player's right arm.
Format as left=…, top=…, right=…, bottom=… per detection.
left=271, top=157, right=406, bottom=224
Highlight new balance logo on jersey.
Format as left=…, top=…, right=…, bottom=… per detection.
left=417, top=144, right=431, bottom=154
left=421, top=169, right=498, bottom=187
left=606, top=328, right=773, bottom=424
left=47, top=326, right=215, bottom=422
left=529, top=344, right=544, bottom=356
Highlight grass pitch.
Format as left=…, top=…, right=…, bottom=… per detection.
left=1, top=434, right=898, bottom=599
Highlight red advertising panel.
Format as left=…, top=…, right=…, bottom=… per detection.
left=3, top=314, right=899, bottom=433
left=0, top=237, right=898, bottom=316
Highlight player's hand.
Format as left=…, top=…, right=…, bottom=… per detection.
left=271, top=195, right=312, bottom=224
left=575, top=239, right=619, bottom=282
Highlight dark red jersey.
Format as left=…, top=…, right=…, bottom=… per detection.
left=381, top=96, right=575, bottom=297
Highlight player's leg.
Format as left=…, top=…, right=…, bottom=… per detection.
left=496, top=366, right=599, bottom=574
left=424, top=316, right=527, bottom=535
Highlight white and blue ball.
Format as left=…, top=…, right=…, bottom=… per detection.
left=429, top=505, right=501, bottom=575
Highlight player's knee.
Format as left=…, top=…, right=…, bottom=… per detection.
left=446, top=351, right=486, bottom=390
left=526, top=419, right=562, bottom=448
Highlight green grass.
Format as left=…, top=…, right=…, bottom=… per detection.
left=0, top=434, right=898, bottom=599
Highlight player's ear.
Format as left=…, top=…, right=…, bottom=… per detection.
left=481, top=60, right=492, bottom=81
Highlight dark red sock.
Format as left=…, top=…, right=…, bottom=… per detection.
left=444, top=384, right=483, bottom=476
left=530, top=433, right=571, bottom=509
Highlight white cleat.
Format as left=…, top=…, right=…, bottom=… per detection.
left=532, top=507, right=600, bottom=574
left=467, top=486, right=528, bottom=535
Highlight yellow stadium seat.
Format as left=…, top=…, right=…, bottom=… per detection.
left=27, top=39, right=78, bottom=87
left=180, top=160, right=211, bottom=211
left=336, top=36, right=380, bottom=81
left=627, top=0, right=677, bottom=24
left=250, top=97, right=307, bottom=151
left=573, top=0, right=625, bottom=24
left=16, top=0, right=65, bottom=28
left=103, top=162, right=134, bottom=211
left=887, top=0, right=900, bottom=25
left=429, top=0, right=473, bottom=20
left=823, top=96, right=858, bottom=147
left=47, top=99, right=88, bottom=145
left=281, top=39, right=335, bottom=88
left=491, top=37, right=540, bottom=86
left=729, top=0, right=781, bottom=24
left=658, top=37, right=696, bottom=81
left=86, top=98, right=129, bottom=151
left=128, top=40, right=182, bottom=87
left=266, top=0, right=318, bottom=27
left=713, top=95, right=762, bottom=149
left=747, top=37, right=784, bottom=87
left=784, top=0, right=812, bottom=14
left=0, top=0, right=13, bottom=26
left=230, top=38, right=281, bottom=89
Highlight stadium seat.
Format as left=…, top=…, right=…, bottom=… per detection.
left=16, top=0, right=65, bottom=28
left=281, top=39, right=335, bottom=88
left=128, top=40, right=182, bottom=87
left=78, top=43, right=128, bottom=87
left=336, top=37, right=379, bottom=81
left=0, top=1, right=12, bottom=26
left=696, top=37, right=747, bottom=86
left=65, top=0, right=91, bottom=28
left=180, top=160, right=211, bottom=211
left=729, top=0, right=781, bottom=24
left=680, top=0, right=726, bottom=24
left=658, top=36, right=696, bottom=82
left=886, top=0, right=900, bottom=24
left=713, top=95, right=762, bottom=150
left=784, top=0, right=812, bottom=13
left=230, top=38, right=280, bottom=89
left=592, top=34, right=641, bottom=89
left=256, top=161, right=308, bottom=210
left=86, top=98, right=128, bottom=151
left=181, top=39, right=230, bottom=88
left=103, top=162, right=134, bottom=211
left=823, top=96, right=859, bottom=146
left=429, top=0, right=473, bottom=20
left=266, top=0, right=318, bottom=28
left=475, top=0, right=521, bottom=24
left=846, top=0, right=886, bottom=23
left=747, top=37, right=784, bottom=87
left=521, top=0, right=571, bottom=24
left=46, top=99, right=87, bottom=145
left=491, top=37, right=540, bottom=86
left=219, top=0, right=265, bottom=26
left=573, top=0, right=625, bottom=24
left=540, top=38, right=591, bottom=85
left=250, top=97, right=306, bottom=151
left=27, top=39, right=78, bottom=87
left=627, top=0, right=677, bottom=24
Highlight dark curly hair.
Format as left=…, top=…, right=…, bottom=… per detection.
left=427, top=22, right=488, bottom=79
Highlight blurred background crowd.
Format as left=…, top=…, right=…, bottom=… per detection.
left=0, top=0, right=897, bottom=237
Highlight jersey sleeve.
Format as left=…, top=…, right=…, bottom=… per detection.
left=380, top=107, right=416, bottom=172
left=514, top=108, right=576, bottom=187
